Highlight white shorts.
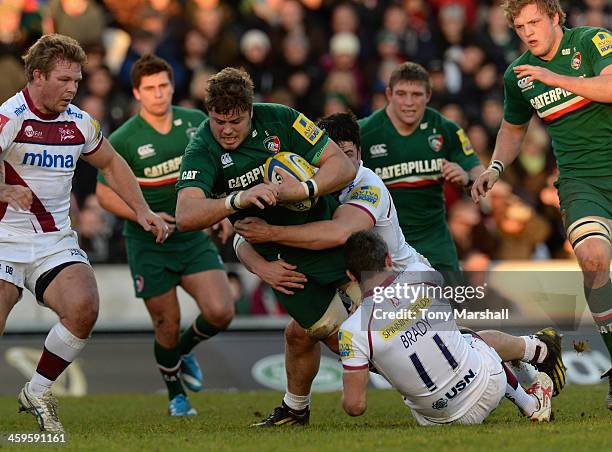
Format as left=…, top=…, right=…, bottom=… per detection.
left=411, top=334, right=506, bottom=426
left=0, top=231, right=90, bottom=304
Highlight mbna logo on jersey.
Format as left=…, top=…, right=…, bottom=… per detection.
left=263, top=135, right=280, bottom=154
left=428, top=134, right=443, bottom=152
left=571, top=51, right=581, bottom=70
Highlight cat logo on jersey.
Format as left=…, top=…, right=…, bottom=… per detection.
left=338, top=329, right=354, bottom=359
left=456, top=129, right=474, bottom=156
left=263, top=135, right=281, bottom=153
left=571, top=51, right=582, bottom=70
left=348, top=185, right=380, bottom=207
left=292, top=113, right=322, bottom=145
left=428, top=134, right=443, bottom=152
left=592, top=31, right=611, bottom=56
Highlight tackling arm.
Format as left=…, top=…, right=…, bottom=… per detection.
left=234, top=204, right=374, bottom=250
left=342, top=369, right=369, bottom=416
left=313, top=140, right=357, bottom=195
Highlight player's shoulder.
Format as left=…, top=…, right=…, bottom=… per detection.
left=571, top=26, right=611, bottom=55
left=358, top=108, right=385, bottom=132
left=427, top=107, right=459, bottom=131
left=172, top=105, right=207, bottom=122
left=108, top=114, right=141, bottom=141
left=339, top=308, right=365, bottom=336
left=0, top=91, right=27, bottom=122
left=567, top=25, right=608, bottom=41
left=253, top=102, right=295, bottom=120
left=354, top=164, right=385, bottom=190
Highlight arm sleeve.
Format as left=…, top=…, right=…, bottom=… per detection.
left=0, top=112, right=21, bottom=157
left=175, top=124, right=221, bottom=197
left=339, top=326, right=370, bottom=371
left=283, top=106, right=331, bottom=165
left=502, top=65, right=534, bottom=125
left=444, top=120, right=481, bottom=171
left=81, top=113, right=103, bottom=155
left=582, top=28, right=612, bottom=75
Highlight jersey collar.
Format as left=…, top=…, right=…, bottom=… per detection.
left=23, top=88, right=60, bottom=120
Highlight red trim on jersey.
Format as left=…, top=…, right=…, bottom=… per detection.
left=3, top=162, right=59, bottom=232
left=345, top=202, right=376, bottom=227
left=543, top=98, right=591, bottom=122
left=593, top=310, right=612, bottom=322
left=15, top=119, right=85, bottom=146
left=0, top=113, right=9, bottom=134
left=138, top=177, right=179, bottom=187
left=82, top=137, right=103, bottom=156
left=342, top=363, right=369, bottom=371
left=386, top=179, right=441, bottom=189
left=23, top=89, right=60, bottom=121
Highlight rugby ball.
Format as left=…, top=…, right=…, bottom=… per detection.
left=264, top=152, right=319, bottom=212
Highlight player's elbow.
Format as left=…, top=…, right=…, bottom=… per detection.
left=175, top=211, right=198, bottom=232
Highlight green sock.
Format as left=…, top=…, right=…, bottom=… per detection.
left=584, top=279, right=612, bottom=359
left=154, top=341, right=184, bottom=400
left=178, top=314, right=221, bottom=355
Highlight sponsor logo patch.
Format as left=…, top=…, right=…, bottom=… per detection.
left=348, top=185, right=381, bottom=207
left=292, top=113, right=322, bottom=145
left=14, top=104, right=27, bottom=116
left=369, top=143, right=387, bottom=157
left=221, top=152, right=234, bottom=168
left=517, top=76, right=534, bottom=91
left=592, top=31, right=611, bottom=56
left=456, top=128, right=474, bottom=156
left=137, top=144, right=156, bottom=159
left=338, top=329, right=354, bottom=359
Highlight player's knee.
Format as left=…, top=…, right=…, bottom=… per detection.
left=575, top=241, right=609, bottom=274
left=205, top=303, right=234, bottom=330
left=64, top=296, right=99, bottom=336
left=152, top=313, right=181, bottom=338
left=285, top=321, right=313, bottom=347
left=343, top=399, right=366, bottom=417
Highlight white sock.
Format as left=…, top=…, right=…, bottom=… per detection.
left=29, top=322, right=88, bottom=396
left=283, top=391, right=311, bottom=411
left=521, top=335, right=548, bottom=364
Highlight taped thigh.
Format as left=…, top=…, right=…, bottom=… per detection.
left=305, top=292, right=348, bottom=339
left=566, top=217, right=611, bottom=250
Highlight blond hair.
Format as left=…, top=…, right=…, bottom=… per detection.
left=502, top=0, right=566, bottom=27
left=22, top=34, right=87, bottom=82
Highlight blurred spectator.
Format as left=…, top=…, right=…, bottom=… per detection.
left=488, top=182, right=551, bottom=260
left=190, top=2, right=240, bottom=69
left=76, top=194, right=114, bottom=262
left=477, top=4, right=521, bottom=73
left=240, top=29, right=275, bottom=100
left=250, top=281, right=287, bottom=316
left=322, top=32, right=365, bottom=112
left=448, top=199, right=498, bottom=260
left=47, top=0, right=106, bottom=47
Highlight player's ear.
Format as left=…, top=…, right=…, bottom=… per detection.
left=385, top=86, right=392, bottom=102
left=346, top=270, right=358, bottom=284
left=385, top=253, right=393, bottom=270
left=132, top=87, right=141, bottom=102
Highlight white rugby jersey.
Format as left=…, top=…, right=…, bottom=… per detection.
left=339, top=266, right=488, bottom=423
left=0, top=89, right=102, bottom=246
left=339, top=162, right=428, bottom=271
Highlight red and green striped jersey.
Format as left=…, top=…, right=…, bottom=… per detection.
left=98, top=106, right=205, bottom=241
left=503, top=26, right=612, bottom=178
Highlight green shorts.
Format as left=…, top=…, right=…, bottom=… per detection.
left=556, top=176, right=612, bottom=228
left=257, top=245, right=349, bottom=329
left=402, top=223, right=460, bottom=272
left=125, top=232, right=224, bottom=299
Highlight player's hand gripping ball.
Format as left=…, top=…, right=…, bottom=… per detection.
left=265, top=152, right=319, bottom=211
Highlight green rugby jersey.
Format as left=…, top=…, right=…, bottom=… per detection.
left=176, top=103, right=339, bottom=256
left=360, top=107, right=480, bottom=233
left=503, top=26, right=612, bottom=178
left=98, top=106, right=205, bottom=242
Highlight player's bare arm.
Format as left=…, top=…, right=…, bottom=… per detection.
left=234, top=237, right=307, bottom=295
left=235, top=203, right=374, bottom=250
left=513, top=64, right=612, bottom=103
left=342, top=369, right=369, bottom=416
left=471, top=120, right=529, bottom=202
left=83, top=138, right=168, bottom=243
left=96, top=182, right=177, bottom=237
left=175, top=183, right=278, bottom=232
left=275, top=140, right=356, bottom=203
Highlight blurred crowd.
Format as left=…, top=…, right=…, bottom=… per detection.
left=1, top=0, right=610, bottom=312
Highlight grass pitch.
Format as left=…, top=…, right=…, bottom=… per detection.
left=1, top=384, right=610, bottom=451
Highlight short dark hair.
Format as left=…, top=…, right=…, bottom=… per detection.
left=388, top=62, right=431, bottom=92
left=130, top=54, right=174, bottom=89
left=317, top=111, right=360, bottom=150
left=345, top=231, right=388, bottom=282
left=205, top=67, right=254, bottom=115
left=22, top=34, right=87, bottom=82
